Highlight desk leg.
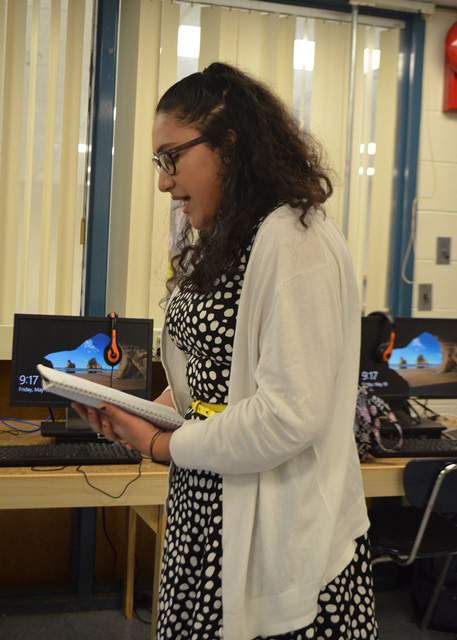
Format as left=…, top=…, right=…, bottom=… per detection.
left=72, top=507, right=97, bottom=598
left=123, top=507, right=138, bottom=619
left=151, top=505, right=166, bottom=640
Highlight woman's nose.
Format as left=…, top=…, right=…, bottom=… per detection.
left=157, top=168, right=175, bottom=193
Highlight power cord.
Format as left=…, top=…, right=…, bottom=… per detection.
left=75, top=458, right=143, bottom=499
left=101, top=507, right=122, bottom=588
left=132, top=549, right=154, bottom=624
left=99, top=511, right=154, bottom=625
left=134, top=600, right=152, bottom=625
left=401, top=109, right=437, bottom=287
left=409, top=398, right=441, bottom=420
left=28, top=460, right=143, bottom=497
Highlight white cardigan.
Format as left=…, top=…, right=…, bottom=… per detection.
left=161, top=206, right=370, bottom=640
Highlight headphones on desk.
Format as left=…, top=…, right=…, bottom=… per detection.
left=104, top=311, right=123, bottom=367
left=368, top=311, right=396, bottom=363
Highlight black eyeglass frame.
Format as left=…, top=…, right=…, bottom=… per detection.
left=152, top=135, right=210, bottom=176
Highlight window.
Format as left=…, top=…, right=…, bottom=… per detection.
left=0, top=0, right=94, bottom=356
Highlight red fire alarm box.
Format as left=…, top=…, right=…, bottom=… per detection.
left=443, top=22, right=457, bottom=112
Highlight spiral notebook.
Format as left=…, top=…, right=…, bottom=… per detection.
left=37, top=364, right=183, bottom=432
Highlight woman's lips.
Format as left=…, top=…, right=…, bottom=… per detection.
left=181, top=197, right=190, bottom=214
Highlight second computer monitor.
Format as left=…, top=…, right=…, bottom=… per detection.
left=360, top=316, right=457, bottom=401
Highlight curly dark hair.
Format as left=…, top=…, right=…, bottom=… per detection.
left=156, top=62, right=333, bottom=295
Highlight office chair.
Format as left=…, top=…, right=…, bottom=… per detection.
left=368, top=457, right=457, bottom=630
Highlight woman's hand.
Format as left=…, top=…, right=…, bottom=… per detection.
left=71, top=402, right=172, bottom=462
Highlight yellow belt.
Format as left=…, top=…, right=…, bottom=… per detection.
left=192, top=399, right=227, bottom=418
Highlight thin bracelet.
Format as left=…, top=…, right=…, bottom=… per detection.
left=149, top=430, right=164, bottom=461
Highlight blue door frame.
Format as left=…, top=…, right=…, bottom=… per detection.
left=83, top=0, right=119, bottom=317
left=387, top=13, right=425, bottom=317
left=77, top=0, right=120, bottom=613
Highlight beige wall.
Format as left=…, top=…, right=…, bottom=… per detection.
left=414, top=8, right=457, bottom=416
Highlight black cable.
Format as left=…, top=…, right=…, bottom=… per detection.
left=101, top=506, right=121, bottom=587
left=48, top=406, right=55, bottom=421
left=75, top=459, right=143, bottom=499
left=0, top=428, right=19, bottom=436
left=101, top=507, right=153, bottom=625
left=133, top=604, right=152, bottom=625
left=132, top=582, right=153, bottom=625
left=410, top=397, right=441, bottom=419
left=406, top=399, right=423, bottom=423
left=130, top=548, right=154, bottom=625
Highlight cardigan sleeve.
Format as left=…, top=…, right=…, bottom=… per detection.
left=169, top=254, right=347, bottom=475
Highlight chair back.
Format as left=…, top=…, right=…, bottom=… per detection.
left=403, top=457, right=457, bottom=513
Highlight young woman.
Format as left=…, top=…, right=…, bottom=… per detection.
left=74, top=62, right=378, bottom=640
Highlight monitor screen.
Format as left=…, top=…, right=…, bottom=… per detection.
left=359, top=316, right=457, bottom=400
left=10, top=314, right=154, bottom=408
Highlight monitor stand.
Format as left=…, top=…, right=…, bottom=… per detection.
left=385, top=399, right=446, bottom=439
left=40, top=407, right=108, bottom=443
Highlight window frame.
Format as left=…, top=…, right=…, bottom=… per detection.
left=84, top=0, right=425, bottom=317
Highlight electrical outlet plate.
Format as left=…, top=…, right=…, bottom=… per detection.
left=437, top=237, right=451, bottom=265
left=418, top=283, right=432, bottom=311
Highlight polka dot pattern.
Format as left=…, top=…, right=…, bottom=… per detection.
left=252, top=535, right=378, bottom=640
left=156, top=414, right=224, bottom=640
left=157, top=228, right=260, bottom=639
left=167, top=267, right=246, bottom=404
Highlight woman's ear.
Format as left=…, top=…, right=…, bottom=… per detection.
left=226, top=128, right=237, bottom=146
left=222, top=129, right=237, bottom=165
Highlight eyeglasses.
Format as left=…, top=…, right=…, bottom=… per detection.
left=152, top=135, right=209, bottom=176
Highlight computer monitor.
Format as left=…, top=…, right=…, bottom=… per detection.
left=359, top=315, right=457, bottom=428
left=360, top=316, right=457, bottom=399
left=10, top=313, right=154, bottom=440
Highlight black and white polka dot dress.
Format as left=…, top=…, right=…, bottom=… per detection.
left=156, top=229, right=378, bottom=640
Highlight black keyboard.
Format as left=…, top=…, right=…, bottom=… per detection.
left=0, top=442, right=142, bottom=467
left=371, top=437, right=457, bottom=458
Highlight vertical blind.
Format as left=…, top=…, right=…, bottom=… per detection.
left=0, top=0, right=403, bottom=354
left=0, top=0, right=93, bottom=352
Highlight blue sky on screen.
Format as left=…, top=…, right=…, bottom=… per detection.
left=390, top=332, right=442, bottom=367
left=45, top=333, right=114, bottom=369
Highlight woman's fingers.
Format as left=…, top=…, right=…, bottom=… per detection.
left=98, top=403, right=159, bottom=454
left=71, top=402, right=127, bottom=444
left=71, top=402, right=104, bottom=434
left=100, top=419, right=118, bottom=442
left=71, top=402, right=90, bottom=422
left=72, top=402, right=160, bottom=455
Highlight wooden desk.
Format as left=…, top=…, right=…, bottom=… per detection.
left=0, top=454, right=168, bottom=509
left=0, top=433, right=168, bottom=638
left=0, top=433, right=407, bottom=637
left=0, top=445, right=405, bottom=506
left=361, top=457, right=408, bottom=498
